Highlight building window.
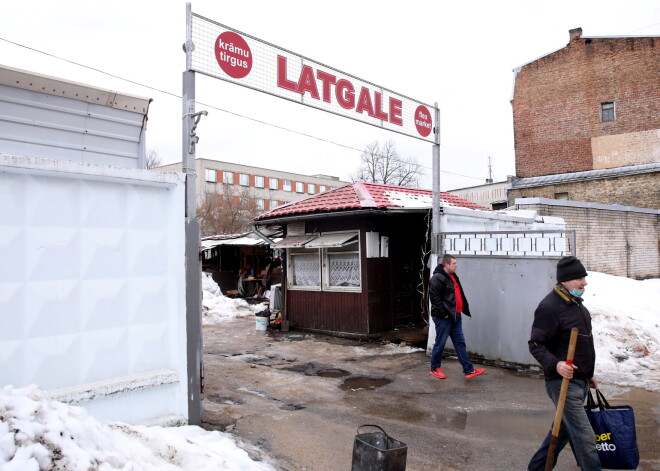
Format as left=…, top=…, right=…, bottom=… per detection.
left=223, top=171, right=234, bottom=184
left=555, top=192, right=569, bottom=200
left=324, top=245, right=360, bottom=289
left=286, top=232, right=360, bottom=292
left=256, top=198, right=264, bottom=210
left=601, top=102, right=615, bottom=122
left=255, top=176, right=264, bottom=188
left=239, top=173, right=249, bottom=186
left=239, top=197, right=248, bottom=208
left=319, top=185, right=327, bottom=192
left=289, top=249, right=321, bottom=289
left=296, top=182, right=304, bottom=193
left=283, top=179, right=292, bottom=191
left=269, top=177, right=279, bottom=190
left=269, top=200, right=279, bottom=210
left=205, top=169, right=217, bottom=183
left=308, top=183, right=316, bottom=194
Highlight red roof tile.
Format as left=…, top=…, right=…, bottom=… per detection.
left=255, top=182, right=489, bottom=220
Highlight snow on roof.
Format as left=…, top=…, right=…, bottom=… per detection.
left=255, top=182, right=489, bottom=220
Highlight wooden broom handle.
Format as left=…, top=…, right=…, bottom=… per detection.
left=545, top=328, right=579, bottom=471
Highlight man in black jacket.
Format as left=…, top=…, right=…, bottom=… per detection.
left=527, top=256, right=600, bottom=471
left=428, top=254, right=485, bottom=380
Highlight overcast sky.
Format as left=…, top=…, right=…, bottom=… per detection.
left=1, top=1, right=658, bottom=190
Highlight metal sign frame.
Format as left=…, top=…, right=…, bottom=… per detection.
left=187, top=11, right=437, bottom=143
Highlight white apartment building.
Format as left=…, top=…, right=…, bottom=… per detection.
left=157, top=158, right=348, bottom=212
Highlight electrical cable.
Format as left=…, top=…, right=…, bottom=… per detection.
left=416, top=208, right=432, bottom=326
left=0, top=36, right=486, bottom=183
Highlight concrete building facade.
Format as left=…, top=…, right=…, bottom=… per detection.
left=158, top=158, right=348, bottom=213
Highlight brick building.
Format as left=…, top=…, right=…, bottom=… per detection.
left=158, top=158, right=348, bottom=213
left=508, top=28, right=659, bottom=209
left=514, top=198, right=659, bottom=280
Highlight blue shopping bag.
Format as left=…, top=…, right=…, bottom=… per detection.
left=585, top=389, right=639, bottom=469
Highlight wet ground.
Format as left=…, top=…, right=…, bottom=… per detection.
left=201, top=317, right=660, bottom=471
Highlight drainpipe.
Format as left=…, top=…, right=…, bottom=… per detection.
left=251, top=224, right=275, bottom=245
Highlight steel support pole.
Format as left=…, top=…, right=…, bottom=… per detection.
left=431, top=104, right=442, bottom=267
left=183, top=2, right=202, bottom=426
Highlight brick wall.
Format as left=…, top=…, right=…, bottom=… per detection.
left=512, top=34, right=659, bottom=177
left=507, top=172, right=660, bottom=210
left=515, top=198, right=659, bottom=279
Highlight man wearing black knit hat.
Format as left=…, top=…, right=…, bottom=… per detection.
left=527, top=256, right=600, bottom=471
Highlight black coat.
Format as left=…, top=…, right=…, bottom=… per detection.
left=429, top=264, right=471, bottom=321
left=528, top=287, right=596, bottom=381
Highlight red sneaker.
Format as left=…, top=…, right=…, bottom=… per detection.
left=429, top=367, right=446, bottom=379
left=465, top=368, right=485, bottom=379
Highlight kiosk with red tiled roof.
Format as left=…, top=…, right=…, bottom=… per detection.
left=252, top=182, right=491, bottom=339
left=256, top=182, right=489, bottom=221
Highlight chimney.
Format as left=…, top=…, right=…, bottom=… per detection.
left=569, top=28, right=583, bottom=42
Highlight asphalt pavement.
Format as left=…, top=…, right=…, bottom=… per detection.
left=201, top=317, right=659, bottom=471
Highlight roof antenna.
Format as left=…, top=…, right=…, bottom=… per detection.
left=486, top=156, right=494, bottom=183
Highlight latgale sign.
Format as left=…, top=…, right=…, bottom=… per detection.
left=188, top=11, right=436, bottom=142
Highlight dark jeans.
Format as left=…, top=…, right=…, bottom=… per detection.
left=430, top=315, right=474, bottom=375
left=528, top=378, right=601, bottom=470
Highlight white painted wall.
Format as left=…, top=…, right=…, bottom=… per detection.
left=0, top=154, right=188, bottom=424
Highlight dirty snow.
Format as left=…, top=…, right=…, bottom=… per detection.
left=349, top=344, right=424, bottom=356
left=1, top=271, right=657, bottom=469
left=582, top=272, right=660, bottom=392
left=202, top=273, right=267, bottom=323
left=0, top=385, right=275, bottom=471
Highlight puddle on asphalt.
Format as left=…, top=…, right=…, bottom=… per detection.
left=280, top=403, right=306, bottom=411
left=317, top=368, right=351, bottom=378
left=284, top=362, right=350, bottom=377
left=205, top=394, right=243, bottom=405
left=340, top=377, right=391, bottom=391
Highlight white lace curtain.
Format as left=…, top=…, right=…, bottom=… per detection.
left=328, top=253, right=360, bottom=286
left=292, top=254, right=320, bottom=286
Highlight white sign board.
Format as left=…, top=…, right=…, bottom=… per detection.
left=189, top=11, right=436, bottom=142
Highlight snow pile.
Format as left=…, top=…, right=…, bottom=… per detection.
left=0, top=385, right=276, bottom=471
left=348, top=344, right=424, bottom=356
left=583, top=272, right=660, bottom=392
left=202, top=273, right=267, bottom=324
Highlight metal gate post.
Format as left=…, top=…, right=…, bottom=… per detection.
left=182, top=2, right=203, bottom=426
left=431, top=103, right=442, bottom=266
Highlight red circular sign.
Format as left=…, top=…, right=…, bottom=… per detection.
left=214, top=31, right=252, bottom=79
left=414, top=105, right=433, bottom=137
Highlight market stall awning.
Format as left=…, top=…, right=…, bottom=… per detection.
left=272, top=234, right=318, bottom=248
left=305, top=232, right=358, bottom=248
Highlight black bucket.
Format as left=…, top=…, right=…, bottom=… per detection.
left=351, top=425, right=407, bottom=471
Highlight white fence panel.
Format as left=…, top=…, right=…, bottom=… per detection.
left=0, top=154, right=188, bottom=424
